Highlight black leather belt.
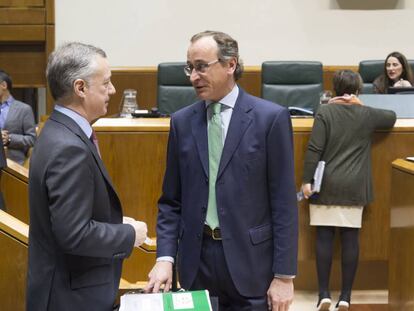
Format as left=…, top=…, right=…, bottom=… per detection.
left=203, top=225, right=222, bottom=240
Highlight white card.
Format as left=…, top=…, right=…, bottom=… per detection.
left=172, top=292, right=195, bottom=309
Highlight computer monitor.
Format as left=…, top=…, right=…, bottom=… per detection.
left=388, top=87, right=414, bottom=94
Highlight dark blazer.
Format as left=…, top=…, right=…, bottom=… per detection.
left=3, top=99, right=36, bottom=164
left=303, top=103, right=396, bottom=206
left=0, top=137, right=6, bottom=169
left=156, top=88, right=298, bottom=297
left=26, top=110, right=135, bottom=311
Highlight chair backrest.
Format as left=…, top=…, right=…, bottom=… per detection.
left=358, top=60, right=383, bottom=94
left=359, top=59, right=414, bottom=94
left=261, top=61, right=323, bottom=111
left=157, top=62, right=197, bottom=115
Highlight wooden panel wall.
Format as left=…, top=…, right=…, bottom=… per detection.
left=107, top=65, right=357, bottom=117
left=91, top=118, right=414, bottom=289
left=0, top=0, right=54, bottom=88
left=0, top=161, right=29, bottom=223
left=389, top=159, right=414, bottom=311
left=0, top=210, right=29, bottom=311
left=5, top=117, right=411, bottom=289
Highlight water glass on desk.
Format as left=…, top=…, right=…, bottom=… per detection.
left=120, top=89, right=139, bottom=118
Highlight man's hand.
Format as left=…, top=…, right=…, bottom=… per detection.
left=144, top=261, right=173, bottom=293
left=267, top=278, right=294, bottom=311
left=123, top=216, right=147, bottom=247
left=2, top=130, right=9, bottom=146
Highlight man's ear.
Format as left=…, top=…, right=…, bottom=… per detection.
left=0, top=80, right=7, bottom=90
left=73, top=79, right=86, bottom=98
left=227, top=57, right=237, bottom=75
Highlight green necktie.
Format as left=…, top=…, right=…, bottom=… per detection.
left=206, top=102, right=223, bottom=229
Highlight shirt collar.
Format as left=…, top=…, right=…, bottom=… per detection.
left=1, top=95, right=13, bottom=107
left=54, top=104, right=93, bottom=138
left=205, top=84, right=239, bottom=109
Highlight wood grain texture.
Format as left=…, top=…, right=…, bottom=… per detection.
left=0, top=210, right=29, bottom=311
left=0, top=8, right=45, bottom=24
left=104, top=65, right=353, bottom=118
left=3, top=116, right=413, bottom=288
left=0, top=25, right=45, bottom=41
left=389, top=160, right=414, bottom=311
left=92, top=117, right=414, bottom=287
left=0, top=0, right=44, bottom=6
left=1, top=160, right=29, bottom=223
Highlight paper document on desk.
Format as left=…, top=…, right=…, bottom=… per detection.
left=119, top=290, right=212, bottom=311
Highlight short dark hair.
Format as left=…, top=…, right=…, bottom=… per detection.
left=333, top=70, right=363, bottom=96
left=191, top=30, right=244, bottom=80
left=46, top=42, right=106, bottom=101
left=0, top=70, right=13, bottom=91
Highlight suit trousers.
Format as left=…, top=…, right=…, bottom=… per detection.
left=189, top=233, right=268, bottom=311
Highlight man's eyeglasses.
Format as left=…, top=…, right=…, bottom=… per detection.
left=184, top=59, right=220, bottom=76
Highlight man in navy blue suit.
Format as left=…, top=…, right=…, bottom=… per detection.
left=146, top=31, right=298, bottom=311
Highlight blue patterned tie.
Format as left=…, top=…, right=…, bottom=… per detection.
left=206, top=102, right=223, bottom=229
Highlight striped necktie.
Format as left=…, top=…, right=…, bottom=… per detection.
left=206, top=102, right=223, bottom=229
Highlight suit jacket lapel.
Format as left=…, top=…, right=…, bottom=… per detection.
left=217, top=89, right=253, bottom=180
left=3, top=99, right=17, bottom=128
left=50, top=110, right=116, bottom=189
left=191, top=102, right=209, bottom=178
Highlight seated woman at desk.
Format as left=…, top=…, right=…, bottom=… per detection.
left=302, top=70, right=396, bottom=311
left=373, top=51, right=414, bottom=93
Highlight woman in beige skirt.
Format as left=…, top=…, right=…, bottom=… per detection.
left=301, top=70, right=396, bottom=311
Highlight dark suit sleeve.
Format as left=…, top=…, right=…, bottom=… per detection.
left=8, top=104, right=36, bottom=152
left=156, top=117, right=182, bottom=258
left=267, top=108, right=298, bottom=276
left=45, top=143, right=135, bottom=259
left=369, top=107, right=396, bottom=130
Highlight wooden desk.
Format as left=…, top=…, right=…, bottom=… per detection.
left=389, top=159, right=414, bottom=311
left=0, top=210, right=29, bottom=311
left=93, top=117, right=414, bottom=289
left=1, top=159, right=29, bottom=223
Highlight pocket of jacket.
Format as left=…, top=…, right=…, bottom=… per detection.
left=249, top=223, right=272, bottom=245
left=70, top=264, right=111, bottom=289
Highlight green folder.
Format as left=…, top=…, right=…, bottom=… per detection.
left=162, top=290, right=212, bottom=311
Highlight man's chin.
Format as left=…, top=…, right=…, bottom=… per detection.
left=195, top=91, right=208, bottom=100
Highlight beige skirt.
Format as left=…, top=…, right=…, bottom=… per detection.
left=309, top=204, right=364, bottom=228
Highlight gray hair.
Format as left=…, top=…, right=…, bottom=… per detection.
left=191, top=30, right=244, bottom=80
left=46, top=42, right=106, bottom=101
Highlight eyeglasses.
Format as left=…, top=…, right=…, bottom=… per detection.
left=184, top=59, right=220, bottom=76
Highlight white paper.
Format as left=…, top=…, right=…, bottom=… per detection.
left=119, top=293, right=164, bottom=311
left=406, top=156, right=414, bottom=162
left=312, top=161, right=325, bottom=193
left=172, top=292, right=195, bottom=309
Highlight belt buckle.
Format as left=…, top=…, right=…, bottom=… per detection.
left=211, top=228, right=221, bottom=240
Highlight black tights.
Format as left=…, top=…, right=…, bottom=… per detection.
left=316, top=226, right=359, bottom=301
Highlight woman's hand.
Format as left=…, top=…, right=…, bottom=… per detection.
left=301, top=183, right=314, bottom=199
left=393, top=79, right=412, bottom=87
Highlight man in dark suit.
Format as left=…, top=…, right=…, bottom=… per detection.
left=146, top=31, right=298, bottom=311
left=0, top=70, right=36, bottom=165
left=27, top=42, right=148, bottom=311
